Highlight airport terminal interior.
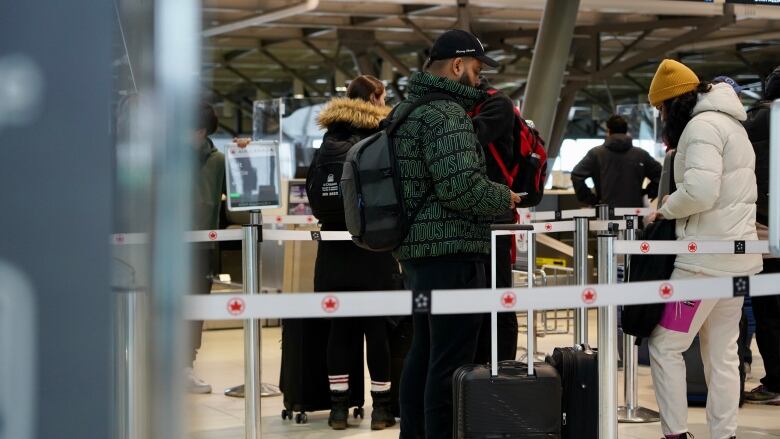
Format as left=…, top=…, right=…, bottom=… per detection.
left=5, top=0, right=780, bottom=438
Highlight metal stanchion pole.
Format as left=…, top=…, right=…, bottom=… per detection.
left=243, top=211, right=263, bottom=439
left=598, top=223, right=618, bottom=439
left=618, top=215, right=660, bottom=423
left=116, top=288, right=147, bottom=439
left=574, top=216, right=589, bottom=345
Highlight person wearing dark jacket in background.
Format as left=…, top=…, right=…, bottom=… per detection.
left=309, top=75, right=398, bottom=430
left=470, top=79, right=519, bottom=364
left=187, top=103, right=226, bottom=394
left=742, top=66, right=780, bottom=406
left=571, top=115, right=662, bottom=208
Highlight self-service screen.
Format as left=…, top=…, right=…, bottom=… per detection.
left=225, top=141, right=281, bottom=211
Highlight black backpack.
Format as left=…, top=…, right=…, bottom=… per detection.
left=621, top=151, right=677, bottom=339
left=341, top=93, right=452, bottom=252
left=306, top=136, right=360, bottom=225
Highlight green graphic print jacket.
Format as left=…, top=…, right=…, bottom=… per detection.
left=392, top=72, right=512, bottom=261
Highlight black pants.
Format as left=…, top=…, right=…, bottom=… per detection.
left=189, top=249, right=213, bottom=365
left=475, top=236, right=518, bottom=363
left=754, top=259, right=780, bottom=392
left=399, top=257, right=487, bottom=439
left=327, top=317, right=391, bottom=383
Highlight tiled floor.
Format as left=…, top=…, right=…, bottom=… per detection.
left=189, top=323, right=780, bottom=439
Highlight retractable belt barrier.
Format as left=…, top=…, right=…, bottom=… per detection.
left=182, top=272, right=777, bottom=321
left=616, top=239, right=769, bottom=255
left=110, top=217, right=640, bottom=245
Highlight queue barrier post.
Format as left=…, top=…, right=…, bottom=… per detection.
left=598, top=222, right=619, bottom=439
left=574, top=216, right=590, bottom=345
left=243, top=212, right=262, bottom=439
left=618, top=215, right=660, bottom=423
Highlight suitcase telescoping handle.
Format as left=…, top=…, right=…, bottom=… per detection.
left=490, top=224, right=535, bottom=378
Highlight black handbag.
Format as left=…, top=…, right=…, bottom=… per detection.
left=621, top=151, right=677, bottom=339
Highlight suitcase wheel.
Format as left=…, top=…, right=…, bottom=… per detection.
left=353, top=407, right=364, bottom=419
left=281, top=409, right=292, bottom=421
left=295, top=412, right=308, bottom=424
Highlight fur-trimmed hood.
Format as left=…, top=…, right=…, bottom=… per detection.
left=317, top=97, right=391, bottom=130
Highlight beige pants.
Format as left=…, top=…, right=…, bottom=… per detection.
left=648, top=268, right=743, bottom=439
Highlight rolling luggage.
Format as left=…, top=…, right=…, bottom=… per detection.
left=279, top=318, right=365, bottom=423
left=453, top=224, right=562, bottom=439
left=546, top=346, right=598, bottom=439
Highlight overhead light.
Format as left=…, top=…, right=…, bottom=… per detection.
left=335, top=86, right=347, bottom=92
left=293, top=94, right=304, bottom=98
left=315, top=78, right=328, bottom=84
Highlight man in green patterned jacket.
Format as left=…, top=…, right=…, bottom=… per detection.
left=393, top=30, right=522, bottom=439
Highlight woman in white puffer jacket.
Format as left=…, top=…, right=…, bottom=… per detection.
left=647, top=59, right=762, bottom=439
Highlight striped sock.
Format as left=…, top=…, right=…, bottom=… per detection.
left=370, top=381, right=391, bottom=393
left=329, top=374, right=349, bottom=392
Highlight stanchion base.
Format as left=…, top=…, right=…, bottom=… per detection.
left=618, top=406, right=660, bottom=423
left=223, top=383, right=282, bottom=398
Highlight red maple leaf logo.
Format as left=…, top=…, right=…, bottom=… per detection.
left=322, top=295, right=339, bottom=313
left=526, top=213, right=532, bottom=220
left=640, top=242, right=650, bottom=253
left=227, top=298, right=245, bottom=316
left=582, top=288, right=597, bottom=305
left=501, top=292, right=516, bottom=309
left=115, top=234, right=125, bottom=244
left=635, top=208, right=642, bottom=215
left=688, top=242, right=698, bottom=253
left=306, top=216, right=314, bottom=223
left=208, top=231, right=218, bottom=241
left=544, top=223, right=553, bottom=232
left=659, top=283, right=674, bottom=299
left=275, top=216, right=283, bottom=223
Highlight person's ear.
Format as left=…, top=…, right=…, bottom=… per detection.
left=452, top=57, right=464, bottom=77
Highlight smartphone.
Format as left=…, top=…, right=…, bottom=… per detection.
left=517, top=192, right=528, bottom=197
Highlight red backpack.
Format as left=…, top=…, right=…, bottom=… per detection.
left=471, top=89, right=548, bottom=207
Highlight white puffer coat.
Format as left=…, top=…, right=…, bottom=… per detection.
left=658, top=82, right=763, bottom=277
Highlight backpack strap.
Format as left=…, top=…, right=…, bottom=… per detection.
left=386, top=92, right=454, bottom=136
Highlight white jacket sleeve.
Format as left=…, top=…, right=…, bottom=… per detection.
left=658, top=120, right=724, bottom=220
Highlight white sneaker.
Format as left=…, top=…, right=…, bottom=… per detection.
left=185, top=367, right=212, bottom=394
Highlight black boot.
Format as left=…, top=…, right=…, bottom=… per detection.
left=664, top=433, right=694, bottom=439
left=328, top=390, right=349, bottom=430
left=370, top=390, right=396, bottom=430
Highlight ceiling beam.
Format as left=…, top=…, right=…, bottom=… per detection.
left=400, top=16, right=434, bottom=45
left=221, top=64, right=273, bottom=98
left=570, top=12, right=735, bottom=83
left=258, top=46, right=327, bottom=95
left=300, top=39, right=355, bottom=78
left=604, top=29, right=651, bottom=69
left=374, top=43, right=413, bottom=77
left=203, top=0, right=320, bottom=38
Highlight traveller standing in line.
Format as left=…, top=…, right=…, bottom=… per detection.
left=571, top=114, right=662, bottom=208
left=187, top=102, right=226, bottom=394
left=392, top=29, right=522, bottom=439
left=646, top=59, right=763, bottom=439
left=470, top=78, right=519, bottom=363
left=307, top=75, right=398, bottom=430
left=743, top=67, right=780, bottom=406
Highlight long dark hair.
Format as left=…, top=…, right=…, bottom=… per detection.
left=661, top=82, right=712, bottom=149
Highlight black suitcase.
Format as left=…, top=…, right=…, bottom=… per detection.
left=547, top=345, right=598, bottom=439
left=279, top=318, right=365, bottom=423
left=453, top=224, right=562, bottom=439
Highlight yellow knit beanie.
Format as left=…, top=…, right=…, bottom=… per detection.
left=648, top=59, right=700, bottom=108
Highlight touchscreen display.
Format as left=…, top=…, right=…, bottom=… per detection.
left=225, top=141, right=281, bottom=211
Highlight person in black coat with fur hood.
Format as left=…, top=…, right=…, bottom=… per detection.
left=307, top=75, right=398, bottom=430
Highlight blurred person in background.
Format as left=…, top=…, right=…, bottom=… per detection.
left=742, top=67, right=780, bottom=406
left=571, top=114, right=662, bottom=209
left=646, top=59, right=762, bottom=439
left=187, top=102, right=226, bottom=394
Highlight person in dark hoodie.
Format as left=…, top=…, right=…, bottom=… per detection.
left=571, top=114, right=662, bottom=208
left=742, top=66, right=780, bottom=406
left=308, top=75, right=398, bottom=430
left=470, top=79, right=519, bottom=364
left=393, top=30, right=521, bottom=439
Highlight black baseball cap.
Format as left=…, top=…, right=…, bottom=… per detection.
left=428, top=29, right=499, bottom=68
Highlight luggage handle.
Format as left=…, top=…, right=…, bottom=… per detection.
left=490, top=224, right=535, bottom=377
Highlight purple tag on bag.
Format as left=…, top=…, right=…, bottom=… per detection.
left=658, top=300, right=701, bottom=333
